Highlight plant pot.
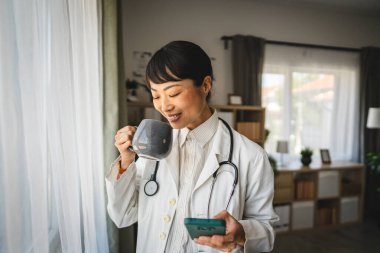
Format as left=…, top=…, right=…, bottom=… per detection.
left=301, top=156, right=312, bottom=166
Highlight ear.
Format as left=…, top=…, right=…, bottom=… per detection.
left=201, top=76, right=212, bottom=95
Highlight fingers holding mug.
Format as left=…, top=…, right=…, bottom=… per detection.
left=115, top=126, right=136, bottom=144
left=115, top=132, right=132, bottom=146
left=114, top=126, right=137, bottom=167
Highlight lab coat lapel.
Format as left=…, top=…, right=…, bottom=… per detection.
left=194, top=121, right=230, bottom=191
left=161, top=129, right=180, bottom=195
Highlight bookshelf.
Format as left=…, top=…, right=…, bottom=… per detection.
left=126, top=102, right=266, bottom=146
left=273, top=161, right=365, bottom=233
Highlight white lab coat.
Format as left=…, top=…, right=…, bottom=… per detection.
left=106, top=120, right=278, bottom=253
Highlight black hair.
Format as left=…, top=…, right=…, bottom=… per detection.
left=146, top=41, right=213, bottom=100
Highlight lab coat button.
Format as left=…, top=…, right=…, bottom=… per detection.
left=163, top=215, right=171, bottom=223
left=168, top=199, right=176, bottom=206
left=159, top=232, right=166, bottom=240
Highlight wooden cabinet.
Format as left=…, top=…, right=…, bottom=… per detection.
left=273, top=162, right=365, bottom=233
left=273, top=173, right=294, bottom=203
left=127, top=102, right=266, bottom=146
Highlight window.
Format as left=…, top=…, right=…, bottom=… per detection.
left=262, top=45, right=359, bottom=163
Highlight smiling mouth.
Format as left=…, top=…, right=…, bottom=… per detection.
left=166, top=113, right=181, bottom=122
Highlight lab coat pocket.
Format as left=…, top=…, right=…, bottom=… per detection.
left=138, top=179, right=161, bottom=223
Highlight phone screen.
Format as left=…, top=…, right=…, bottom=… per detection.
left=184, top=218, right=226, bottom=239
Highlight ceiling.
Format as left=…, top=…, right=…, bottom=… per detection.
left=252, top=0, right=380, bottom=16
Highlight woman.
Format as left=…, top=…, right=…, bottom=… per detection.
left=106, top=41, right=278, bottom=253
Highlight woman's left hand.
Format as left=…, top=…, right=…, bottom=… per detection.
left=194, top=210, right=246, bottom=252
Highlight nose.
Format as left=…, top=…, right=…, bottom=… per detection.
left=161, top=96, right=173, bottom=112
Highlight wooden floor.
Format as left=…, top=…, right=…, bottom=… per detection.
left=272, top=220, right=380, bottom=253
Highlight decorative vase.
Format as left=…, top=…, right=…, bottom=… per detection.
left=301, top=156, right=312, bottom=166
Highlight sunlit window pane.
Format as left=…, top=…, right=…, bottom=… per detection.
left=262, top=72, right=336, bottom=155
left=262, top=73, right=285, bottom=153
left=262, top=45, right=359, bottom=163
left=291, top=73, right=334, bottom=154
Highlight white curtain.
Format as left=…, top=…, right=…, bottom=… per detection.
left=262, top=45, right=360, bottom=163
left=0, top=0, right=109, bottom=252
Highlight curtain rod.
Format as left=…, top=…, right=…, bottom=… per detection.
left=221, top=36, right=360, bottom=53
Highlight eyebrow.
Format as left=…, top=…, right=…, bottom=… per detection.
left=150, top=84, right=182, bottom=91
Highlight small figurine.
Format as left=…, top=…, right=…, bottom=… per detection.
left=125, top=79, right=152, bottom=102
left=125, top=79, right=140, bottom=102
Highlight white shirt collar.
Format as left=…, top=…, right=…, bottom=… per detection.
left=179, top=109, right=219, bottom=148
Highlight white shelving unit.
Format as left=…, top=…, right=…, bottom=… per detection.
left=273, top=161, right=365, bottom=233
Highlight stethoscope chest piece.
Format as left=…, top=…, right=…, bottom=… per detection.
left=144, top=179, right=159, bottom=196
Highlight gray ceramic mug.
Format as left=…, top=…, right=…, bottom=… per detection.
left=130, top=119, right=173, bottom=160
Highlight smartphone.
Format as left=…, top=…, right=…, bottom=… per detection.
left=184, top=218, right=226, bottom=239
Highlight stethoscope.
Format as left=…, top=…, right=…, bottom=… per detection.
left=144, top=118, right=238, bottom=215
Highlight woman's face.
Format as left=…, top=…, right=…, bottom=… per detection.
left=150, top=78, right=212, bottom=130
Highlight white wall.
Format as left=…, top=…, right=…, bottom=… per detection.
left=121, top=0, right=380, bottom=105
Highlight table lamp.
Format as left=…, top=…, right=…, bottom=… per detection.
left=367, top=107, right=380, bottom=129
left=277, top=140, right=289, bottom=167
left=366, top=107, right=380, bottom=225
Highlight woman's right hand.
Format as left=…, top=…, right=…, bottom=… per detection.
left=114, top=126, right=137, bottom=169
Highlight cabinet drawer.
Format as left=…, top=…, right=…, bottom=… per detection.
left=318, top=171, right=339, bottom=198
left=341, top=183, right=361, bottom=196
left=340, top=196, right=359, bottom=223
left=274, top=187, right=293, bottom=203
left=275, top=173, right=293, bottom=188
left=292, top=201, right=315, bottom=230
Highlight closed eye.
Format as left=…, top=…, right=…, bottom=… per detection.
left=169, top=93, right=180, bottom=97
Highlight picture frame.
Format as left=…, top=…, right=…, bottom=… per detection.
left=228, top=94, right=243, bottom=105
left=320, top=149, right=331, bottom=164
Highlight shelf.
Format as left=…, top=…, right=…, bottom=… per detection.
left=341, top=169, right=363, bottom=196
left=126, top=102, right=266, bottom=146
left=273, top=162, right=365, bottom=233
left=316, top=199, right=339, bottom=226
left=127, top=102, right=265, bottom=111
left=127, top=101, right=156, bottom=107
left=294, top=172, right=317, bottom=201
left=317, top=196, right=340, bottom=201
left=295, top=180, right=316, bottom=200
left=213, top=104, right=264, bottom=111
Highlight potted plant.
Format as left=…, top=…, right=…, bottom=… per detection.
left=264, top=129, right=278, bottom=176
left=268, top=155, right=278, bottom=176
left=367, top=152, right=380, bottom=225
left=367, top=152, right=380, bottom=192
left=300, top=147, right=313, bottom=166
